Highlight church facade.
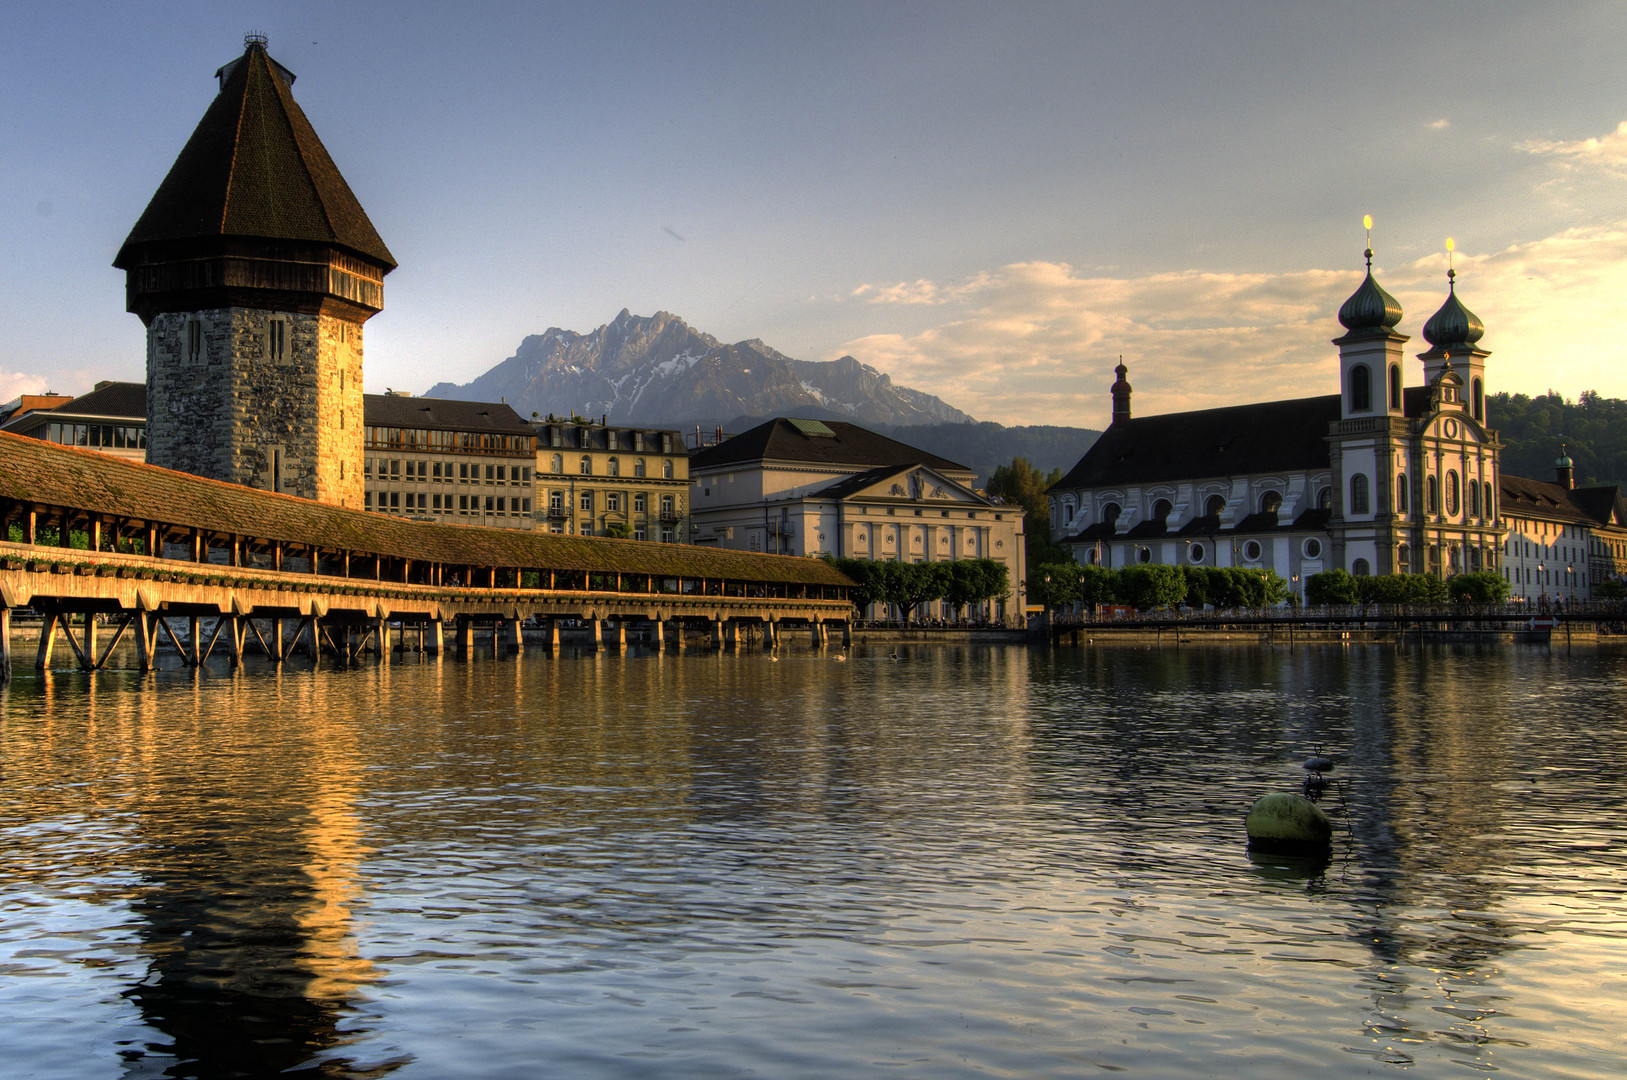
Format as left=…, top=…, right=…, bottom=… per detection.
left=1046, top=251, right=1505, bottom=597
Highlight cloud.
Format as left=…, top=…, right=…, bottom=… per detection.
left=1519, top=120, right=1627, bottom=174
left=0, top=370, right=52, bottom=402
left=834, top=229, right=1627, bottom=427
left=1427, top=118, right=1450, bottom=130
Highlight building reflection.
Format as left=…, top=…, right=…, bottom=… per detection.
left=51, top=668, right=404, bottom=1080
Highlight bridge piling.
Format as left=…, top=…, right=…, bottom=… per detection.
left=1, top=606, right=11, bottom=682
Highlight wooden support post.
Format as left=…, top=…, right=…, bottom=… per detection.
left=505, top=618, right=522, bottom=654
left=455, top=615, right=472, bottom=656
left=674, top=619, right=687, bottom=651
left=35, top=612, right=58, bottom=670
left=712, top=618, right=724, bottom=650
left=812, top=621, right=822, bottom=647
left=187, top=616, right=201, bottom=665
left=84, top=614, right=98, bottom=668
left=376, top=616, right=391, bottom=662
left=652, top=619, right=665, bottom=650
left=427, top=618, right=444, bottom=654
left=1, top=606, right=11, bottom=683
left=589, top=618, right=604, bottom=653
left=612, top=620, right=625, bottom=649
left=229, top=616, right=246, bottom=666
left=272, top=618, right=284, bottom=662
left=544, top=617, right=559, bottom=651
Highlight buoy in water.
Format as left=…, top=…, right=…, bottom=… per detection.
left=1245, top=792, right=1332, bottom=854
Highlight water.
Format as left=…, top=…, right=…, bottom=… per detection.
left=1, top=642, right=1624, bottom=1079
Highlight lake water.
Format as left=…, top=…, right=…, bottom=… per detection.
left=1, top=641, right=1623, bottom=1079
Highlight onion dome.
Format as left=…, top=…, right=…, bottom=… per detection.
left=1422, top=270, right=1485, bottom=350
left=1337, top=249, right=1403, bottom=332
left=1556, top=444, right=1573, bottom=469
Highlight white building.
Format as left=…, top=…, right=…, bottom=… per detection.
left=1500, top=453, right=1627, bottom=604
left=689, top=418, right=1025, bottom=621
left=1047, top=250, right=1506, bottom=597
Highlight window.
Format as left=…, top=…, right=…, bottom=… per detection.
left=1243, top=540, right=1262, bottom=562
left=608, top=457, right=620, bottom=477
left=1446, top=471, right=1460, bottom=517
left=634, top=527, right=647, bottom=541
left=1397, top=475, right=1409, bottom=513
left=1427, top=475, right=1439, bottom=515
left=1204, top=494, right=1226, bottom=518
left=1304, top=538, right=1322, bottom=559
left=660, top=494, right=675, bottom=517
left=549, top=490, right=564, bottom=511
left=662, top=459, right=674, bottom=479
left=267, top=317, right=289, bottom=364
left=1260, top=491, right=1282, bottom=515
left=606, top=492, right=621, bottom=512
left=661, top=528, right=674, bottom=543
left=580, top=491, right=593, bottom=511
left=1189, top=543, right=1205, bottom=563
left=1137, top=546, right=1152, bottom=563
left=1102, top=502, right=1122, bottom=529
left=633, top=493, right=647, bottom=513
left=550, top=454, right=563, bottom=474
left=1349, top=364, right=1371, bottom=412
left=1484, top=482, right=1493, bottom=520
left=580, top=456, right=592, bottom=475
left=1473, top=377, right=1484, bottom=422
left=1352, top=558, right=1371, bottom=576
left=486, top=465, right=495, bottom=481
left=495, top=465, right=506, bottom=482
left=1350, top=473, right=1369, bottom=514
left=460, top=463, right=469, bottom=481
left=186, top=318, right=204, bottom=365
left=459, top=495, right=469, bottom=512
left=1317, top=487, right=1332, bottom=510
left=1389, top=364, right=1402, bottom=410
left=1397, top=543, right=1411, bottom=572
left=635, top=458, right=646, bottom=477
left=1151, top=498, right=1173, bottom=525
left=1470, top=481, right=1481, bottom=518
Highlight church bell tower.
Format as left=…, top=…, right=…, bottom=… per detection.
left=114, top=34, right=395, bottom=507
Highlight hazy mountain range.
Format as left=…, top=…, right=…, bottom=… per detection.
left=425, top=309, right=1099, bottom=483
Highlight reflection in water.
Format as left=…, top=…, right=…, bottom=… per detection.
left=1, top=642, right=1625, bottom=1079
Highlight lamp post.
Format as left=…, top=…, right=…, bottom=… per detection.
left=1538, top=561, right=1546, bottom=609
left=1567, top=564, right=1576, bottom=605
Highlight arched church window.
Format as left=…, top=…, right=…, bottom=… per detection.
left=1350, top=473, right=1369, bottom=515
left=1483, top=482, right=1494, bottom=519
left=1151, top=498, right=1172, bottom=525
left=1396, top=475, right=1409, bottom=514
left=1352, top=558, right=1371, bottom=577
left=1349, top=364, right=1372, bottom=412
left=1427, top=475, right=1439, bottom=515
left=1102, top=502, right=1122, bottom=530
left=1397, top=543, right=1412, bottom=572
left=1317, top=486, right=1332, bottom=509
left=1473, top=378, right=1484, bottom=422
left=1389, top=364, right=1402, bottom=410
left=1470, top=481, right=1481, bottom=519
left=1205, top=494, right=1226, bottom=518
left=1446, top=471, right=1460, bottom=517
left=1259, top=491, right=1282, bottom=515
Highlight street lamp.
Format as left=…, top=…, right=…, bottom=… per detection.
left=1567, top=564, right=1576, bottom=604
left=1538, top=561, right=1546, bottom=607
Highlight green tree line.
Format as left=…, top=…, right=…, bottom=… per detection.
left=1491, top=390, right=1627, bottom=489
left=825, top=556, right=1010, bottom=624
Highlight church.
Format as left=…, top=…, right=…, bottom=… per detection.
left=1046, top=248, right=1504, bottom=597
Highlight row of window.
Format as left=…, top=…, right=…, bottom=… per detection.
left=542, top=426, right=676, bottom=453
left=366, top=426, right=533, bottom=454
left=41, top=422, right=146, bottom=450
left=545, top=453, right=677, bottom=479
left=545, top=491, right=680, bottom=515
left=366, top=491, right=533, bottom=516
left=365, top=459, right=533, bottom=484
left=1346, top=362, right=1485, bottom=423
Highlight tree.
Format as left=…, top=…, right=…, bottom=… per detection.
left=1078, top=564, right=1116, bottom=611
left=1449, top=571, right=1510, bottom=604
left=879, top=561, right=949, bottom=625
left=987, top=456, right=1066, bottom=565
left=1305, top=569, right=1360, bottom=606
left=1116, top=564, right=1185, bottom=611
left=944, top=558, right=1007, bottom=621
left=1028, top=560, right=1083, bottom=613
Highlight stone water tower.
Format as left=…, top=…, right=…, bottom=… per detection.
left=114, top=34, right=395, bottom=507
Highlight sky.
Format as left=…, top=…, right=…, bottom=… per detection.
left=4, top=1, right=1627, bottom=430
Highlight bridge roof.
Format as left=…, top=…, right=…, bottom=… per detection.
left=0, top=433, right=851, bottom=587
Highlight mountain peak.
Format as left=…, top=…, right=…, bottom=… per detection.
left=424, top=309, right=974, bottom=429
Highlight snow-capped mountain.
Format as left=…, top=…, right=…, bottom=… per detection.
left=424, top=309, right=974, bottom=429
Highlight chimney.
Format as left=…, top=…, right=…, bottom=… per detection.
left=1110, top=360, right=1133, bottom=428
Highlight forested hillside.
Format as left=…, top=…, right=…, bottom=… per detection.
left=1492, top=391, right=1627, bottom=489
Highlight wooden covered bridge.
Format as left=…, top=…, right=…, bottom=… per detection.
left=0, top=432, right=856, bottom=678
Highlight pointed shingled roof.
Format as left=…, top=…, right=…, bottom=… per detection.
left=115, top=40, right=395, bottom=270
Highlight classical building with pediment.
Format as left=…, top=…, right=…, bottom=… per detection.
left=1046, top=250, right=1506, bottom=598
left=689, top=418, right=1025, bottom=620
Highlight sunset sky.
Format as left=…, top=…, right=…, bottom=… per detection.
left=4, top=1, right=1626, bottom=429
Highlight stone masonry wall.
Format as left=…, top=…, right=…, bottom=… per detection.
left=146, top=308, right=365, bottom=508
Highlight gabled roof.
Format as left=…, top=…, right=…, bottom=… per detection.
left=363, top=395, right=533, bottom=436
left=53, top=382, right=147, bottom=420
left=1051, top=396, right=1340, bottom=492
left=0, top=431, right=849, bottom=586
left=811, top=463, right=991, bottom=504
left=1501, top=473, right=1626, bottom=529
left=691, top=418, right=970, bottom=475
left=115, top=41, right=394, bottom=270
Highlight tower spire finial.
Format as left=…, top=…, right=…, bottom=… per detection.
left=1446, top=236, right=1456, bottom=291
left=1363, top=214, right=1373, bottom=269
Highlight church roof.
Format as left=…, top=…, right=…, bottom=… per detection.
left=690, top=418, right=970, bottom=475
left=115, top=39, right=395, bottom=270
left=1501, top=473, right=1627, bottom=529
left=1050, top=395, right=1341, bottom=492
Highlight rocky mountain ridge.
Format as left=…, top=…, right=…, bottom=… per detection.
left=425, top=309, right=974, bottom=430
